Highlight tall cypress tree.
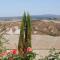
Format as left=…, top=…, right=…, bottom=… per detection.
left=18, top=12, right=32, bottom=57
left=18, top=21, right=24, bottom=57
left=18, top=12, right=26, bottom=57
left=26, top=13, right=32, bottom=47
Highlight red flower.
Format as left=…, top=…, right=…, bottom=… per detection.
left=0, top=51, right=7, bottom=56
left=27, top=47, right=32, bottom=52
left=0, top=49, right=17, bottom=57
left=11, top=49, right=17, bottom=54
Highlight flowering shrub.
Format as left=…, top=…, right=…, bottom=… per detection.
left=0, top=49, right=18, bottom=60
left=0, top=49, right=36, bottom=60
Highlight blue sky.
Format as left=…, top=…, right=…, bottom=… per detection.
left=0, top=0, right=60, bottom=17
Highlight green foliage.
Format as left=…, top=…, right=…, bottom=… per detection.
left=24, top=52, right=36, bottom=60
left=2, top=57, right=8, bottom=60
left=1, top=54, right=23, bottom=60
left=1, top=53, right=36, bottom=60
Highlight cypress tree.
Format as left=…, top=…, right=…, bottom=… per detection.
left=18, top=21, right=24, bottom=57
left=18, top=12, right=26, bottom=57
left=18, top=12, right=32, bottom=57
left=26, top=13, right=32, bottom=47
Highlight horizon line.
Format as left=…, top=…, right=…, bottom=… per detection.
left=0, top=14, right=60, bottom=17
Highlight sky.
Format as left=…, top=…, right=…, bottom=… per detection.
left=0, top=0, right=60, bottom=17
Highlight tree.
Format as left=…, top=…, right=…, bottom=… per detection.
left=18, top=12, right=26, bottom=57
left=26, top=13, right=32, bottom=47
left=18, top=12, right=32, bottom=57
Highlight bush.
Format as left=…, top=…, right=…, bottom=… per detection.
left=43, top=48, right=60, bottom=60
